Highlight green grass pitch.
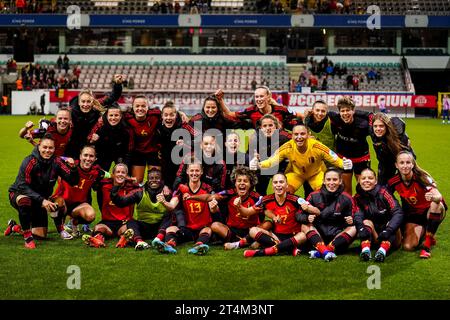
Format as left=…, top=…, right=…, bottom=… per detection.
left=0, top=115, right=449, bottom=300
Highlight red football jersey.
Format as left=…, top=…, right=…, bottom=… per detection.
left=236, top=105, right=297, bottom=129
left=31, top=123, right=72, bottom=156
left=100, top=179, right=137, bottom=221
left=174, top=183, right=212, bottom=231
left=221, top=189, right=262, bottom=229
left=124, top=108, right=161, bottom=153
left=261, top=194, right=302, bottom=234
left=389, top=174, right=434, bottom=215
left=53, top=163, right=103, bottom=205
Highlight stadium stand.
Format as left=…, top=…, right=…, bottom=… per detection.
left=37, top=60, right=290, bottom=91
left=42, top=0, right=449, bottom=15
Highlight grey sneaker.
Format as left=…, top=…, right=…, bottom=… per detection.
left=60, top=230, right=73, bottom=240
left=135, top=241, right=150, bottom=251
left=324, top=251, right=337, bottom=262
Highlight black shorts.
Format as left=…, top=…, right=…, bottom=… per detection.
left=316, top=224, right=343, bottom=242
left=178, top=227, right=209, bottom=244
left=97, top=220, right=128, bottom=237
left=344, top=160, right=371, bottom=175
left=403, top=210, right=428, bottom=227
left=228, top=226, right=250, bottom=241
left=126, top=220, right=161, bottom=240
left=274, top=232, right=296, bottom=242
left=66, top=202, right=84, bottom=216
left=131, top=151, right=160, bottom=167
left=9, top=191, right=48, bottom=228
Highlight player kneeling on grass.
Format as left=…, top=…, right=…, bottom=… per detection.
left=297, top=168, right=357, bottom=261
left=353, top=168, right=404, bottom=262
left=184, top=167, right=264, bottom=250
left=6, top=135, right=79, bottom=249
left=50, top=145, right=105, bottom=238
left=243, top=173, right=307, bottom=258
left=152, top=161, right=215, bottom=255
left=82, top=163, right=141, bottom=248
left=388, top=151, right=447, bottom=259
left=110, top=167, right=174, bottom=250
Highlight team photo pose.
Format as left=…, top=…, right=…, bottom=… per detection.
left=353, top=168, right=404, bottom=262
left=328, top=97, right=372, bottom=193
left=173, top=133, right=227, bottom=192
left=304, top=99, right=335, bottom=150
left=299, top=168, right=358, bottom=261
left=110, top=168, right=174, bottom=250
left=66, top=75, right=123, bottom=158
left=153, top=161, right=214, bottom=255
left=189, top=95, right=248, bottom=139
left=51, top=145, right=105, bottom=238
left=82, top=163, right=140, bottom=248
left=369, top=113, right=415, bottom=185
left=124, top=95, right=163, bottom=183
left=19, top=107, right=73, bottom=156
left=215, top=86, right=301, bottom=130
left=7, top=135, right=79, bottom=248
left=248, top=114, right=291, bottom=195
left=243, top=173, right=306, bottom=258
left=388, top=151, right=447, bottom=258
left=88, top=104, right=134, bottom=171
left=250, top=124, right=352, bottom=194
left=157, top=101, right=198, bottom=188
left=223, top=131, right=249, bottom=189
left=183, top=167, right=262, bottom=249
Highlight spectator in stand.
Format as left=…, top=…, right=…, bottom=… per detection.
left=63, top=54, right=70, bottom=74
left=15, top=0, right=26, bottom=13
left=309, top=74, right=318, bottom=92
left=352, top=74, right=359, bottom=91
left=343, top=0, right=351, bottom=14
left=321, top=76, right=328, bottom=91
left=174, top=1, right=181, bottom=13
left=305, top=0, right=317, bottom=13
left=57, top=55, right=63, bottom=72
left=6, top=58, right=17, bottom=73
left=251, top=78, right=257, bottom=91
left=367, top=68, right=377, bottom=83
left=326, top=64, right=334, bottom=77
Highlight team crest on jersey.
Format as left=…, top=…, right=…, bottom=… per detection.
left=329, top=150, right=338, bottom=160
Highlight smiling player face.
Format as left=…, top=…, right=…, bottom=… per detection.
left=132, top=98, right=148, bottom=120
left=187, top=163, right=202, bottom=183
left=147, top=171, right=162, bottom=190
left=113, top=164, right=128, bottom=185
left=79, top=93, right=93, bottom=113
left=324, top=171, right=342, bottom=193
left=312, top=102, right=328, bottom=122
left=372, top=119, right=387, bottom=138
left=235, top=175, right=251, bottom=197
left=292, top=125, right=309, bottom=149
left=254, top=88, right=270, bottom=110
left=38, top=138, right=55, bottom=159
left=272, top=173, right=288, bottom=196
left=339, top=106, right=354, bottom=124
left=358, top=169, right=377, bottom=192
left=56, top=110, right=71, bottom=132
left=162, top=107, right=177, bottom=128
left=395, top=153, right=414, bottom=177
left=79, top=146, right=96, bottom=170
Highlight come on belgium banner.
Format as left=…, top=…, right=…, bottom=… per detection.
left=47, top=90, right=436, bottom=112
left=288, top=93, right=437, bottom=108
